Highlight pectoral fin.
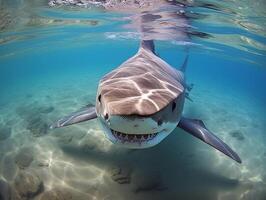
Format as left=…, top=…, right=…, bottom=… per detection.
left=50, top=105, right=97, bottom=129
left=177, top=117, right=241, bottom=163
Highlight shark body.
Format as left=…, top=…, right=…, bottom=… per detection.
left=51, top=40, right=241, bottom=163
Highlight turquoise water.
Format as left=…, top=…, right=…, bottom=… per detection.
left=0, top=1, right=266, bottom=200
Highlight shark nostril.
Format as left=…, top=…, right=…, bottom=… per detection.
left=104, top=113, right=109, bottom=120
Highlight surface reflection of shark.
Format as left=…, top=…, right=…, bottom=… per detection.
left=50, top=1, right=241, bottom=164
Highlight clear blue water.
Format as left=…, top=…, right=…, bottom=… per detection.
left=0, top=1, right=266, bottom=200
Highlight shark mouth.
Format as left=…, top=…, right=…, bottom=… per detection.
left=110, top=129, right=158, bottom=143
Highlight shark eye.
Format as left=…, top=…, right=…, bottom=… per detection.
left=98, top=94, right=101, bottom=103
left=172, top=102, right=176, bottom=112
left=157, top=119, right=163, bottom=126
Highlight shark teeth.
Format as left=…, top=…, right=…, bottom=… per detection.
left=111, top=129, right=158, bottom=143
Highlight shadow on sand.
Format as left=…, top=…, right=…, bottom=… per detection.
left=59, top=128, right=239, bottom=200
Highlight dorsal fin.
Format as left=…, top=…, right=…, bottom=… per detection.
left=140, top=40, right=155, bottom=54
left=180, top=55, right=189, bottom=73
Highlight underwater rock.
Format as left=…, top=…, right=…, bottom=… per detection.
left=39, top=188, right=72, bottom=200
left=0, top=126, right=12, bottom=141
left=133, top=172, right=167, bottom=193
left=229, top=130, right=245, bottom=141
left=2, top=154, right=18, bottom=181
left=0, top=179, right=11, bottom=200
left=38, top=106, right=54, bottom=114
left=16, top=105, right=50, bottom=137
left=14, top=171, right=43, bottom=199
left=110, top=166, right=131, bottom=184
left=15, top=148, right=34, bottom=169
left=26, top=116, right=48, bottom=137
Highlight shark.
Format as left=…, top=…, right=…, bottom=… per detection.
left=51, top=39, right=241, bottom=163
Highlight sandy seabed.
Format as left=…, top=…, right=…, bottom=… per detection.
left=0, top=79, right=265, bottom=200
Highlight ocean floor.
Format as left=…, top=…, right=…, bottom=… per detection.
left=0, top=76, right=265, bottom=200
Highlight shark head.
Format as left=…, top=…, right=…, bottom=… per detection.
left=96, top=46, right=185, bottom=148
left=96, top=94, right=185, bottom=148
